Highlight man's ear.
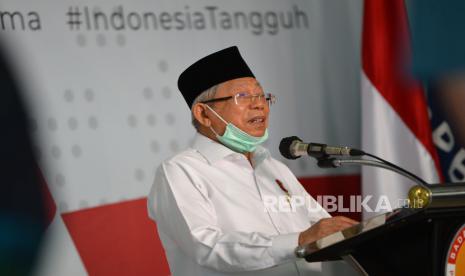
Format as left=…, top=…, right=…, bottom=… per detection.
left=192, top=103, right=211, bottom=127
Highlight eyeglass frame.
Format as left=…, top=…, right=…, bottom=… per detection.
left=200, top=92, right=276, bottom=106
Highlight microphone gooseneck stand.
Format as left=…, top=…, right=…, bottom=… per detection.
left=316, top=156, right=430, bottom=188
left=317, top=153, right=465, bottom=210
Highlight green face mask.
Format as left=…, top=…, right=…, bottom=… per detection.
left=206, top=105, right=268, bottom=153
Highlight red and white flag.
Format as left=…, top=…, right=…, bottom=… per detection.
left=361, top=0, right=442, bottom=217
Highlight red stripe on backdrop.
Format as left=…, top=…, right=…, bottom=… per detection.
left=62, top=198, right=170, bottom=276
left=62, top=175, right=360, bottom=275
left=299, top=174, right=361, bottom=221
left=362, top=0, right=443, bottom=179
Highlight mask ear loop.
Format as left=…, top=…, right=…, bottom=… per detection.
left=204, top=104, right=228, bottom=124
left=204, top=103, right=262, bottom=138
left=204, top=104, right=228, bottom=137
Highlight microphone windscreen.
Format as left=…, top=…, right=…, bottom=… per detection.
left=279, top=136, right=302, bottom=160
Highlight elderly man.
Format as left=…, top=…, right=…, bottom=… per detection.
left=147, top=46, right=357, bottom=275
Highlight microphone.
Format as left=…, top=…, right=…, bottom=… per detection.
left=279, top=136, right=364, bottom=159
left=279, top=136, right=430, bottom=188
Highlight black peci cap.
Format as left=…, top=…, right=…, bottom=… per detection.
left=177, top=46, right=255, bottom=108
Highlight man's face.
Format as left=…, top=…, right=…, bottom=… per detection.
left=207, top=77, right=269, bottom=137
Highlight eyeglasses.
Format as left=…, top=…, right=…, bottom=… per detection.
left=201, top=92, right=276, bottom=106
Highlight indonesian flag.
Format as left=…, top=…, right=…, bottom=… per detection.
left=361, top=0, right=442, bottom=217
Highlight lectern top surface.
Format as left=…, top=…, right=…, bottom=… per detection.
left=295, top=207, right=421, bottom=259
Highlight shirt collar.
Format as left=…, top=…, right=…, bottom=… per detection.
left=191, top=132, right=271, bottom=165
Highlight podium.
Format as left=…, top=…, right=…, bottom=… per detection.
left=296, top=183, right=465, bottom=276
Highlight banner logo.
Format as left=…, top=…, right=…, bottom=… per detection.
left=446, top=223, right=465, bottom=275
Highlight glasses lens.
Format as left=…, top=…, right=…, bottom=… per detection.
left=235, top=92, right=249, bottom=105
left=234, top=92, right=276, bottom=106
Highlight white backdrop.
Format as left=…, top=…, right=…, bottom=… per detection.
left=0, top=0, right=362, bottom=275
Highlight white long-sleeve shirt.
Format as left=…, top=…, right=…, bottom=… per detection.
left=147, top=133, right=330, bottom=276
